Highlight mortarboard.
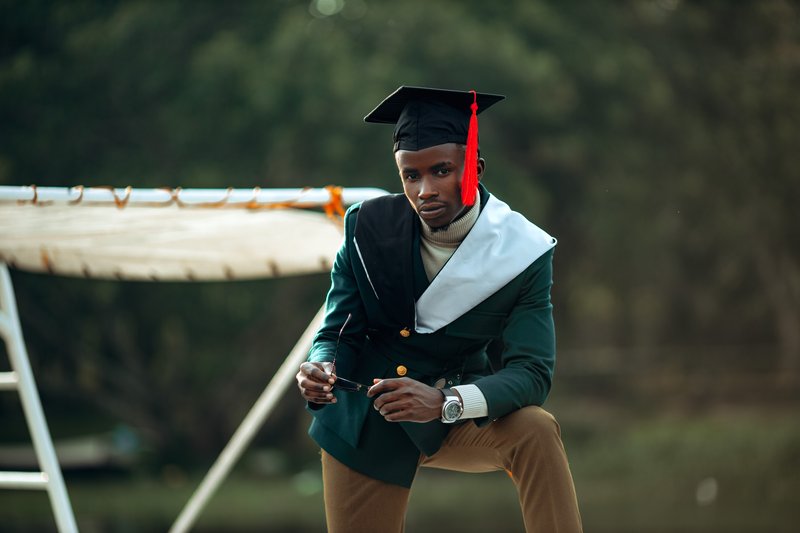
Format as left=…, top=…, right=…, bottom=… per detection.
left=364, top=86, right=505, bottom=206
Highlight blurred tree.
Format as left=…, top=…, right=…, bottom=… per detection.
left=1, top=0, right=797, bottom=465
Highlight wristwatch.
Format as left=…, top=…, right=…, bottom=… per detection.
left=440, top=388, right=463, bottom=423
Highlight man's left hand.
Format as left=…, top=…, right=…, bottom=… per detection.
left=367, top=378, right=443, bottom=423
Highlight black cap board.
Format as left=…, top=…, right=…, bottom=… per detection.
left=363, top=86, right=505, bottom=152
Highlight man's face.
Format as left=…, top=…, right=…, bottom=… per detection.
left=395, top=143, right=484, bottom=229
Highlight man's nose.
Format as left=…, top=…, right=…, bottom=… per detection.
left=418, top=176, right=437, bottom=198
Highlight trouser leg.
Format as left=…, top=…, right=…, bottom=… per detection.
left=420, top=405, right=582, bottom=532
left=321, top=450, right=411, bottom=533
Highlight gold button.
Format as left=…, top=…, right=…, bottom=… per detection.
left=396, top=365, right=408, bottom=376
left=399, top=328, right=411, bottom=338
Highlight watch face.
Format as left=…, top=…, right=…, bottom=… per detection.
left=444, top=401, right=462, bottom=420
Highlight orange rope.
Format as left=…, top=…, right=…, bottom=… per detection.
left=323, top=185, right=346, bottom=221
left=94, top=185, right=132, bottom=208
left=68, top=185, right=85, bottom=205
left=20, top=184, right=52, bottom=205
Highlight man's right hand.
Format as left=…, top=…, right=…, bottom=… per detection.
left=296, top=362, right=337, bottom=404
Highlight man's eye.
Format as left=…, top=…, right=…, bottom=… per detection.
left=435, top=168, right=451, bottom=176
left=404, top=174, right=419, bottom=181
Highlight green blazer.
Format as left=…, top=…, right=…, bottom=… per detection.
left=306, top=186, right=556, bottom=487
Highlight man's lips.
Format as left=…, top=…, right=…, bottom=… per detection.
left=418, top=203, right=446, bottom=219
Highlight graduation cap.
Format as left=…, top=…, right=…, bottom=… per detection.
left=364, top=86, right=505, bottom=206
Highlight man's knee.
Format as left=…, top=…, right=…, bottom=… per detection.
left=498, top=405, right=562, bottom=443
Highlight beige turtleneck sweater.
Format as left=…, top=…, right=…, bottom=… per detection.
left=419, top=200, right=481, bottom=281
left=418, top=200, right=487, bottom=419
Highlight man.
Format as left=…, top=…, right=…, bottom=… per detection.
left=296, top=86, right=582, bottom=532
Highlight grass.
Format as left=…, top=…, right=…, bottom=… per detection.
left=2, top=409, right=798, bottom=532
left=565, top=408, right=800, bottom=532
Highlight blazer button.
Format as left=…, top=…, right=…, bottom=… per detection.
left=399, top=328, right=411, bottom=338
left=396, top=365, right=408, bottom=376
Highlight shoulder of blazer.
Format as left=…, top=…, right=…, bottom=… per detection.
left=343, top=195, right=409, bottom=236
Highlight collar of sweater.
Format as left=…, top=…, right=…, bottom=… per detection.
left=419, top=200, right=481, bottom=247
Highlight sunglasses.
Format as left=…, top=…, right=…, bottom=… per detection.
left=331, top=313, right=371, bottom=394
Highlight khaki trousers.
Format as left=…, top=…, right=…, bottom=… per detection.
left=321, top=406, right=582, bottom=533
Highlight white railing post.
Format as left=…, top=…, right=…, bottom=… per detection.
left=169, top=304, right=326, bottom=533
left=0, top=263, right=78, bottom=532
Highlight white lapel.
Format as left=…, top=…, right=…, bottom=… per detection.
left=414, top=194, right=556, bottom=334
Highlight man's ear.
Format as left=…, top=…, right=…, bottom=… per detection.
left=477, top=157, right=486, bottom=182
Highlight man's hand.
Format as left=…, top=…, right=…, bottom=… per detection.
left=368, top=378, right=443, bottom=422
left=296, top=362, right=337, bottom=404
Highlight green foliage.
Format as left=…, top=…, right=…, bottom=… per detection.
left=571, top=411, right=800, bottom=531
left=1, top=0, right=798, bottom=468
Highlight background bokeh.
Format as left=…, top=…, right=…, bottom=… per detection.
left=1, top=0, right=798, bottom=531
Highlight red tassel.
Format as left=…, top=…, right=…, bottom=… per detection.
left=461, top=90, right=479, bottom=206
